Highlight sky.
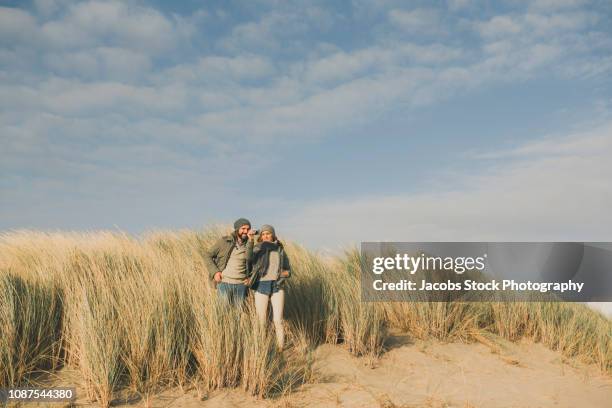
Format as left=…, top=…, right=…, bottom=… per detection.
left=1, top=0, right=612, bottom=252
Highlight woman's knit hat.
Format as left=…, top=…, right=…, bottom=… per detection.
left=260, top=224, right=275, bottom=236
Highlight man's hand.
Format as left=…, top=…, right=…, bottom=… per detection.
left=214, top=272, right=222, bottom=282
left=247, top=229, right=256, bottom=241
left=280, top=270, right=290, bottom=278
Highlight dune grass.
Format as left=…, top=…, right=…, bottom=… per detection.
left=0, top=229, right=610, bottom=406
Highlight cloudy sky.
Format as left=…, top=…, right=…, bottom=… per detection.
left=1, top=0, right=611, bottom=250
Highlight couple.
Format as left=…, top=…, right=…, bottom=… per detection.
left=204, top=218, right=291, bottom=349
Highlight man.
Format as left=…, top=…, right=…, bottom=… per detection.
left=204, top=217, right=253, bottom=305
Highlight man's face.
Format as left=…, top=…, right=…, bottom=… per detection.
left=237, top=225, right=250, bottom=239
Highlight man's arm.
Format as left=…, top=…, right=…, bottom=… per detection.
left=204, top=239, right=222, bottom=279
left=246, top=235, right=255, bottom=260
left=245, top=233, right=262, bottom=261
left=245, top=231, right=260, bottom=282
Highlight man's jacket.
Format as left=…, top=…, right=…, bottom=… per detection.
left=204, top=234, right=248, bottom=279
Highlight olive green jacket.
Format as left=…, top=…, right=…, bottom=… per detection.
left=204, top=234, right=249, bottom=279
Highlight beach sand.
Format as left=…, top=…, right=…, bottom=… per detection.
left=32, top=332, right=612, bottom=407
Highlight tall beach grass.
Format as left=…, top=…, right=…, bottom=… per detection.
left=0, top=229, right=609, bottom=406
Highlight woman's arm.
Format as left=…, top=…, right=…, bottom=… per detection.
left=280, top=250, right=291, bottom=278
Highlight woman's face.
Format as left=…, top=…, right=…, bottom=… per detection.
left=261, top=231, right=274, bottom=242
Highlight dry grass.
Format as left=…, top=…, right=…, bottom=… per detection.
left=0, top=229, right=610, bottom=406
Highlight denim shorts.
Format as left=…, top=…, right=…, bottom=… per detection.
left=252, top=280, right=280, bottom=295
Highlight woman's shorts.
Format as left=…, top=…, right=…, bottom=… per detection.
left=252, top=280, right=280, bottom=295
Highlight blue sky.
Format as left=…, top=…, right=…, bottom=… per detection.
left=1, top=0, right=612, bottom=250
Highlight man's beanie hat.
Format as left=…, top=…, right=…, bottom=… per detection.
left=233, top=218, right=251, bottom=231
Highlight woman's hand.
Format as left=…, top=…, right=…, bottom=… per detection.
left=280, top=270, right=290, bottom=278
left=243, top=278, right=250, bottom=285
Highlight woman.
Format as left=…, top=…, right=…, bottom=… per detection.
left=246, top=224, right=291, bottom=349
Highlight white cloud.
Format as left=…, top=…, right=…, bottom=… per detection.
left=1, top=1, right=609, bottom=139
left=44, top=0, right=178, bottom=52
left=221, top=11, right=308, bottom=53
left=0, top=78, right=189, bottom=116
left=163, top=55, right=276, bottom=84
left=278, top=121, right=612, bottom=249
left=298, top=43, right=463, bottom=85
left=524, top=12, right=598, bottom=35
left=219, top=4, right=335, bottom=53
left=189, top=67, right=437, bottom=142
left=1, top=1, right=192, bottom=55
left=473, top=125, right=612, bottom=159
left=388, top=8, right=442, bottom=34
left=529, top=0, right=587, bottom=11
left=447, top=0, right=472, bottom=11
left=475, top=10, right=598, bottom=39
left=476, top=15, right=523, bottom=38
left=561, top=54, right=612, bottom=79
left=44, top=47, right=152, bottom=80
left=33, top=0, right=71, bottom=17
left=0, top=7, right=38, bottom=43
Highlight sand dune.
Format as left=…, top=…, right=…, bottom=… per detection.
left=290, top=335, right=612, bottom=408
left=41, top=332, right=611, bottom=408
